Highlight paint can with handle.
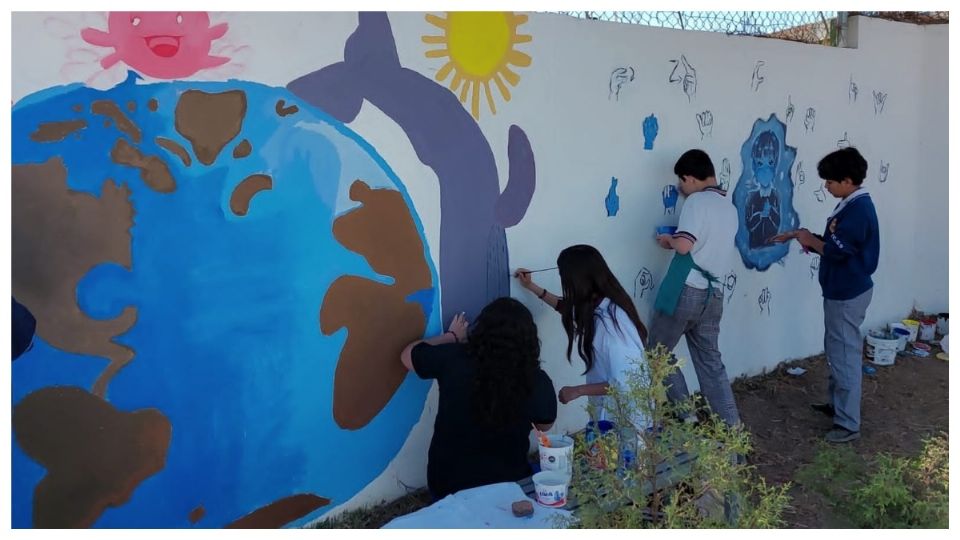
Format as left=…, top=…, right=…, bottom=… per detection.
left=866, top=330, right=897, bottom=366
left=532, top=471, right=570, bottom=507
left=888, top=322, right=910, bottom=351
left=902, top=319, right=920, bottom=342
left=538, top=435, right=574, bottom=476
left=937, top=313, right=949, bottom=335
left=919, top=320, right=937, bottom=342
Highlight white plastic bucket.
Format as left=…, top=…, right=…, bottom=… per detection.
left=532, top=471, right=570, bottom=507
left=888, top=322, right=910, bottom=351
left=902, top=319, right=920, bottom=342
left=538, top=435, right=574, bottom=476
left=891, top=328, right=910, bottom=351
left=866, top=332, right=898, bottom=366
left=919, top=321, right=937, bottom=342
left=936, top=314, right=949, bottom=335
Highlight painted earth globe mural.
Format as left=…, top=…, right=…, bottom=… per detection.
left=11, top=74, right=441, bottom=528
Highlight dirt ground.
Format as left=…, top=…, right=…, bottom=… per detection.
left=313, top=345, right=949, bottom=529
left=735, top=347, right=949, bottom=528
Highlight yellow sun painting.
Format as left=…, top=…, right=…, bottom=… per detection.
left=423, top=12, right=533, bottom=120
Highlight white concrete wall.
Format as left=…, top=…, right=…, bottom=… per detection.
left=11, top=12, right=948, bottom=520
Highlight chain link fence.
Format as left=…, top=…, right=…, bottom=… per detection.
left=555, top=11, right=948, bottom=46
left=853, top=11, right=949, bottom=25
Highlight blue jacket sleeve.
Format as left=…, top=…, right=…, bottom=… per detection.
left=822, top=205, right=867, bottom=261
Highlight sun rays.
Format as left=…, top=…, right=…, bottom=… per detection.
left=423, top=12, right=532, bottom=120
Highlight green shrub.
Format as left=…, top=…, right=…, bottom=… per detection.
left=561, top=344, right=790, bottom=528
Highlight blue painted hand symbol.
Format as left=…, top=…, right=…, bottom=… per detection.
left=642, top=114, right=658, bottom=150
left=662, top=185, right=679, bottom=215
left=605, top=177, right=620, bottom=217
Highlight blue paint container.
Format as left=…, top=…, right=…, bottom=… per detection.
left=656, top=225, right=678, bottom=236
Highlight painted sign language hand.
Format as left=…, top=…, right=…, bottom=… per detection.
left=804, top=107, right=816, bottom=132
left=696, top=110, right=713, bottom=138
left=642, top=114, right=659, bottom=150
left=758, top=287, right=772, bottom=314
left=751, top=61, right=765, bottom=91
left=662, top=185, right=679, bottom=214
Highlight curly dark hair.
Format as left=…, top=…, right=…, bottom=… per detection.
left=466, top=297, right=542, bottom=428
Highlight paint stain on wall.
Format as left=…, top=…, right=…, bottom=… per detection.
left=12, top=386, right=171, bottom=528
left=174, top=89, right=246, bottom=166
left=12, top=159, right=137, bottom=398
left=224, top=494, right=330, bottom=529
left=320, top=180, right=432, bottom=430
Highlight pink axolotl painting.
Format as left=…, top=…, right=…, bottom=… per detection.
left=81, top=12, right=229, bottom=79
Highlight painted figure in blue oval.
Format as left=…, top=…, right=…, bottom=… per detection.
left=746, top=130, right=782, bottom=248
left=732, top=114, right=799, bottom=271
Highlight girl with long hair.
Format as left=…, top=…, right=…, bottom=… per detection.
left=400, top=297, right=557, bottom=499
left=516, top=244, right=649, bottom=427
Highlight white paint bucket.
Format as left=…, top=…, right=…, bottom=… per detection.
left=919, top=321, right=937, bottom=342
left=866, top=332, right=898, bottom=366
left=532, top=471, right=570, bottom=507
left=936, top=314, right=949, bottom=335
left=538, top=435, right=574, bottom=476
left=902, top=319, right=920, bottom=342
left=888, top=322, right=910, bottom=351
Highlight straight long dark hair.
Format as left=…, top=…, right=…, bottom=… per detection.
left=556, top=245, right=648, bottom=374
left=466, top=297, right=541, bottom=427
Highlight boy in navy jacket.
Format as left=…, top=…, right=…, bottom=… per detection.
left=772, top=147, right=879, bottom=443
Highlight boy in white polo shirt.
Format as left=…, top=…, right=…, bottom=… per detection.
left=649, top=149, right=741, bottom=426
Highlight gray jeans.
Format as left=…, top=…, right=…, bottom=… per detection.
left=824, top=288, right=873, bottom=432
left=648, top=285, right=741, bottom=426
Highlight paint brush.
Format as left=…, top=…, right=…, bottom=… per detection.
left=511, top=267, right=558, bottom=276
left=532, top=422, right=551, bottom=448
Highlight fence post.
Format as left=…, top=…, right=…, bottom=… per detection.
left=835, top=11, right=851, bottom=47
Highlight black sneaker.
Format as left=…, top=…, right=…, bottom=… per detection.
left=810, top=402, right=835, bottom=417
left=825, top=425, right=861, bottom=443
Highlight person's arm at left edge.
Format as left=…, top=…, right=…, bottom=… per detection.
left=401, top=313, right=469, bottom=372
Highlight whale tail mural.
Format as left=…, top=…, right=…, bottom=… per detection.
left=289, top=12, right=537, bottom=321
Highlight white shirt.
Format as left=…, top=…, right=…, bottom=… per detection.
left=675, top=187, right=738, bottom=289
left=586, top=298, right=651, bottom=429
